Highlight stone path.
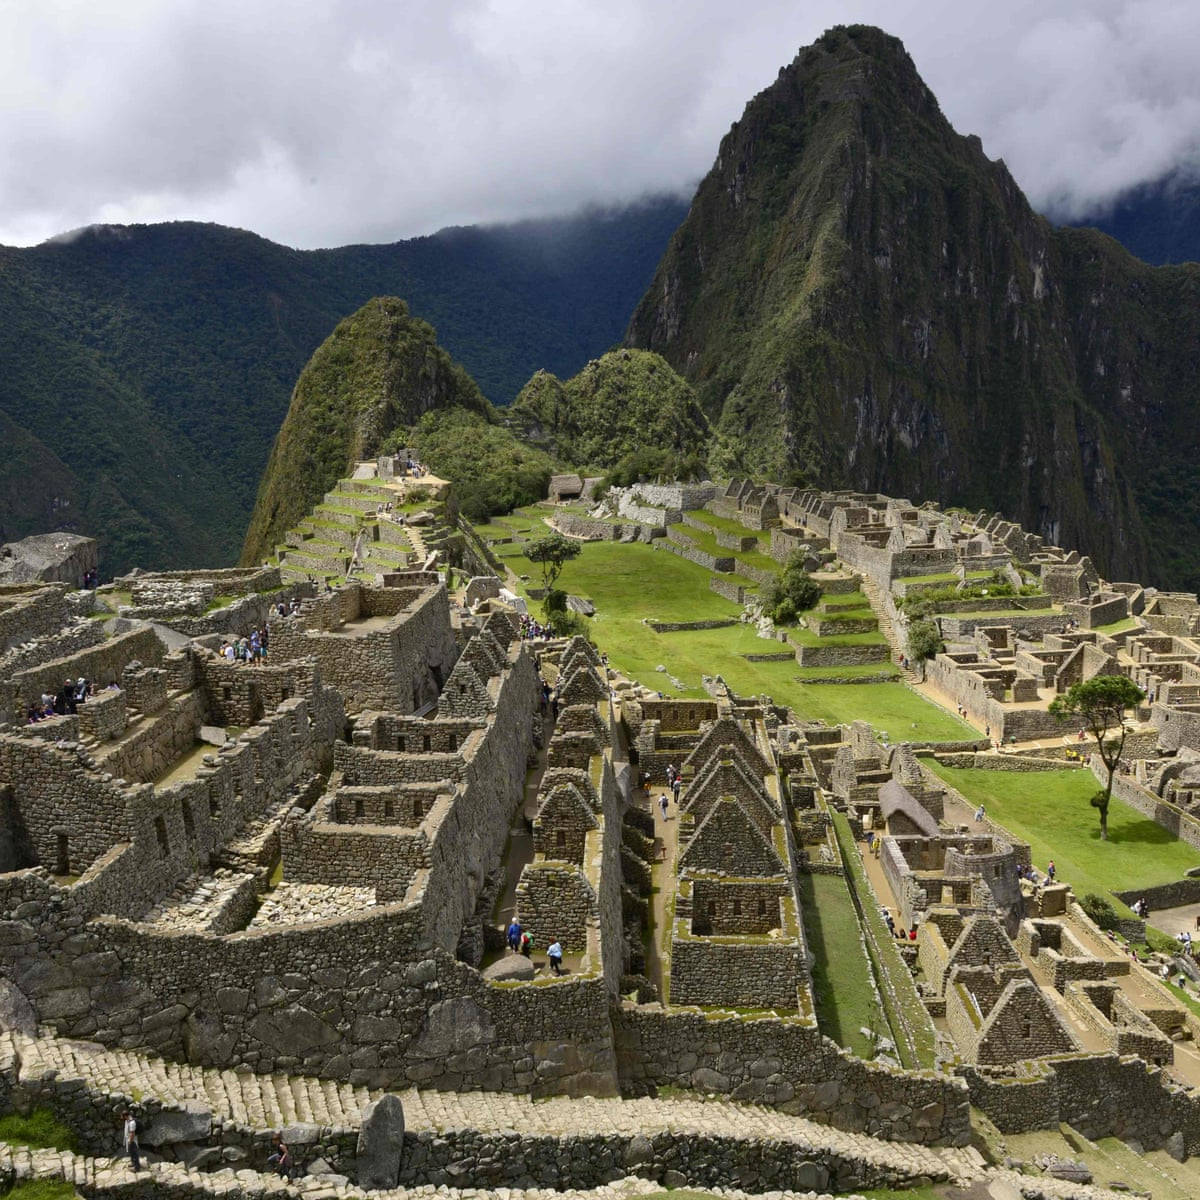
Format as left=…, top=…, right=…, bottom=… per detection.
left=11, top=1030, right=985, bottom=1182
left=140, top=868, right=256, bottom=932
left=0, top=1134, right=1145, bottom=1200
left=248, top=882, right=376, bottom=928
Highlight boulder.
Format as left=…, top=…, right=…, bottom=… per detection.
left=141, top=1101, right=212, bottom=1146
left=0, top=979, right=36, bottom=1035
left=356, top=1094, right=405, bottom=1189
left=482, top=956, right=535, bottom=982
left=566, top=595, right=595, bottom=616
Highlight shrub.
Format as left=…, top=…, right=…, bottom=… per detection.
left=1079, top=893, right=1119, bottom=931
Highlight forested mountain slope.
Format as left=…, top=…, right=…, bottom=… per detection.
left=627, top=25, right=1200, bottom=588
left=0, top=196, right=687, bottom=573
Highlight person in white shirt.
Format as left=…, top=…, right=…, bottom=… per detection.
left=122, top=1111, right=140, bottom=1171
left=547, top=940, right=563, bottom=976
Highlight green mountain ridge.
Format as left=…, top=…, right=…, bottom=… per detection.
left=0, top=197, right=688, bottom=574
left=507, top=348, right=709, bottom=469
left=627, top=25, right=1200, bottom=589
left=242, top=298, right=493, bottom=563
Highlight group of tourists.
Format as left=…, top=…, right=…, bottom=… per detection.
left=504, top=919, right=564, bottom=974
left=880, top=907, right=919, bottom=941
left=218, top=628, right=269, bottom=664
left=26, top=676, right=106, bottom=723
left=519, top=613, right=552, bottom=640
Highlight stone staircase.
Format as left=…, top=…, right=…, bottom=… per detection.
left=4, top=1028, right=1153, bottom=1200
left=11, top=1029, right=983, bottom=1181
left=858, top=573, right=905, bottom=667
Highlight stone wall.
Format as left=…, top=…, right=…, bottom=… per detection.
left=658, top=531, right=734, bottom=573
left=670, top=933, right=801, bottom=1009
left=1104, top=768, right=1200, bottom=853
left=100, top=692, right=204, bottom=785
left=614, top=1005, right=971, bottom=1146
left=0, top=585, right=72, bottom=655
left=3, top=626, right=166, bottom=720
left=792, top=642, right=890, bottom=667
left=269, top=582, right=458, bottom=713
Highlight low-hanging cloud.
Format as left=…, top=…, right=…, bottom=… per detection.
left=1, top=0, right=1197, bottom=248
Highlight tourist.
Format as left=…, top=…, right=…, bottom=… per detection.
left=1047, top=860, right=1056, bottom=882
left=659, top=794, right=669, bottom=821
left=521, top=930, right=532, bottom=956
left=122, top=1110, right=140, bottom=1172
left=974, top=804, right=985, bottom=822
left=267, top=1132, right=291, bottom=1178
left=506, top=918, right=521, bottom=952
left=672, top=776, right=681, bottom=805
left=908, top=924, right=918, bottom=941
left=547, top=939, right=564, bottom=976
left=666, top=764, right=676, bottom=787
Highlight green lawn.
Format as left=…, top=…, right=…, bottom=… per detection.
left=669, top=522, right=780, bottom=576
left=797, top=871, right=879, bottom=1058
left=682, top=508, right=769, bottom=541
left=929, top=764, right=1200, bottom=909
left=1095, top=616, right=1142, bottom=635
left=0, top=1110, right=77, bottom=1152
left=788, top=624, right=886, bottom=647
left=485, top=526, right=973, bottom=741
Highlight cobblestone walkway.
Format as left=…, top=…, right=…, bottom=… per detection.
left=0, top=1138, right=1145, bottom=1200
left=13, top=1030, right=980, bottom=1181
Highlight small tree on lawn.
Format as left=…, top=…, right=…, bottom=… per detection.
left=1049, top=675, right=1145, bottom=840
left=526, top=534, right=582, bottom=631
left=907, top=619, right=942, bottom=681
left=526, top=533, right=581, bottom=592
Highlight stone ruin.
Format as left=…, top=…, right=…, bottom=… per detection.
left=9, top=475, right=1200, bottom=1195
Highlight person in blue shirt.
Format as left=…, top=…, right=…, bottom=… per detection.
left=506, top=919, right=521, bottom=952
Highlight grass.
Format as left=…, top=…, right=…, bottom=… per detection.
left=796, top=871, right=880, bottom=1058
left=668, top=522, right=780, bottom=576
left=897, top=570, right=993, bottom=584
left=682, top=508, right=769, bottom=541
left=0, top=1183, right=79, bottom=1200
left=832, top=811, right=937, bottom=1068
left=486, top=526, right=973, bottom=741
left=787, top=624, right=886, bottom=647
left=928, top=764, right=1200, bottom=913
left=1094, top=616, right=1141, bottom=635
left=0, top=1110, right=78, bottom=1153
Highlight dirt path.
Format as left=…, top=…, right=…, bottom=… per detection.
left=644, top=782, right=681, bottom=1000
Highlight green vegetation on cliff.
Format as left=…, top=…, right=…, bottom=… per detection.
left=508, top=349, right=709, bottom=470
left=400, top=408, right=553, bottom=523
left=627, top=24, right=1200, bottom=589
left=242, top=298, right=490, bottom=562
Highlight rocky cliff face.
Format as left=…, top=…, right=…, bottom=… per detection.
left=627, top=25, right=1200, bottom=588
left=242, top=297, right=489, bottom=563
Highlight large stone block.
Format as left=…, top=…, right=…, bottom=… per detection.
left=356, top=1094, right=405, bottom=1189
left=142, top=1101, right=212, bottom=1146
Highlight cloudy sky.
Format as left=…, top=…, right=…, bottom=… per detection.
left=2, top=0, right=1198, bottom=248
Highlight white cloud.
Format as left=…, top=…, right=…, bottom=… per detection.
left=0, top=0, right=1196, bottom=246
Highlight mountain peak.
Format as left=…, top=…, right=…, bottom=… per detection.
left=626, top=27, right=1200, bottom=588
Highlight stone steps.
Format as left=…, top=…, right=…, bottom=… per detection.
left=11, top=1029, right=976, bottom=1179
left=7, top=1029, right=1148, bottom=1200
left=859, top=574, right=904, bottom=666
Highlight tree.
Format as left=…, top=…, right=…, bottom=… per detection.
left=526, top=534, right=582, bottom=594
left=1049, top=675, right=1145, bottom=840
left=762, top=555, right=821, bottom=625
left=906, top=619, right=942, bottom=681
